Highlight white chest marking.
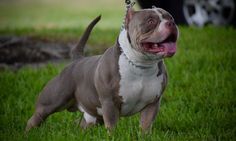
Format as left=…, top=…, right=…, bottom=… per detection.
left=118, top=53, right=163, bottom=116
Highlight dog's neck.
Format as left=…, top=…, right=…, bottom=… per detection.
left=118, top=29, right=161, bottom=70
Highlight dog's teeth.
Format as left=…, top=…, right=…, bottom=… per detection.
left=154, top=44, right=158, bottom=47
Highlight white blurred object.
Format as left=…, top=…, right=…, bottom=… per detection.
left=183, top=0, right=235, bottom=26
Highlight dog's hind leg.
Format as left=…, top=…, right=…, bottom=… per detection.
left=26, top=97, right=74, bottom=132
left=25, top=105, right=56, bottom=132
left=26, top=73, right=75, bottom=132
left=25, top=97, right=74, bottom=132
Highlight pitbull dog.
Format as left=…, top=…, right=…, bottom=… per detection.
left=26, top=7, right=178, bottom=132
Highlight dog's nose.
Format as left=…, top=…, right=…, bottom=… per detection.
left=165, top=21, right=175, bottom=28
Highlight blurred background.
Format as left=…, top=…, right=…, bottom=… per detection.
left=0, top=0, right=235, bottom=71
left=0, top=0, right=124, bottom=29
left=0, top=0, right=235, bottom=30
left=0, top=0, right=126, bottom=67
left=137, top=0, right=236, bottom=27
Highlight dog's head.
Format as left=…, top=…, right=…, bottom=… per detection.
left=119, top=7, right=179, bottom=62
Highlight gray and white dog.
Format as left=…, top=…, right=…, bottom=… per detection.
left=26, top=7, right=178, bottom=132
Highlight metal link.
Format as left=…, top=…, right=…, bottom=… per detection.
left=120, top=0, right=135, bottom=31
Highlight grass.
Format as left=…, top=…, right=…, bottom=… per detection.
left=0, top=0, right=124, bottom=46
left=0, top=0, right=236, bottom=141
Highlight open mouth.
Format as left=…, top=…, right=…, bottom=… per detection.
left=141, top=33, right=177, bottom=56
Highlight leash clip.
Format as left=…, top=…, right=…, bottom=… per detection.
left=125, top=0, right=135, bottom=8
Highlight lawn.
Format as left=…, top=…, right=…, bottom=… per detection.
left=0, top=0, right=236, bottom=141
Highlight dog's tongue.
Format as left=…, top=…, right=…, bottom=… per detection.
left=162, top=42, right=176, bottom=56
left=146, top=42, right=176, bottom=56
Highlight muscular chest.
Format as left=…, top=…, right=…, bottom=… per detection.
left=118, top=54, right=164, bottom=116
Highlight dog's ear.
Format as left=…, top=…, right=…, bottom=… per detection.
left=125, top=8, right=135, bottom=29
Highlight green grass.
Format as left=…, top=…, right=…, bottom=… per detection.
left=0, top=0, right=124, bottom=29
left=0, top=0, right=236, bottom=141
left=0, top=0, right=125, bottom=46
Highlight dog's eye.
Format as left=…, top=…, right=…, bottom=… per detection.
left=148, top=18, right=156, bottom=25
left=141, top=17, right=158, bottom=33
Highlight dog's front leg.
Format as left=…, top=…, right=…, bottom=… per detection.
left=100, top=98, right=119, bottom=131
left=94, top=60, right=120, bottom=132
left=140, top=96, right=161, bottom=132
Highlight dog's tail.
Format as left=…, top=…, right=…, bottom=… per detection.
left=71, top=15, right=101, bottom=60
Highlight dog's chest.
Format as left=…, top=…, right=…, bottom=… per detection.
left=118, top=54, right=163, bottom=116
